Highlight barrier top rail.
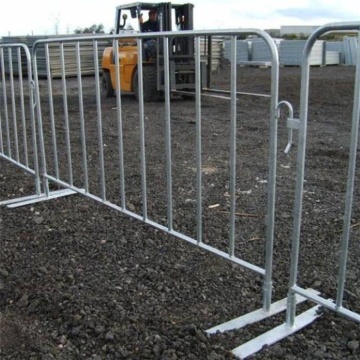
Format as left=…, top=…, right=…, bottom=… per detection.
left=302, top=21, right=360, bottom=60
left=30, top=27, right=278, bottom=55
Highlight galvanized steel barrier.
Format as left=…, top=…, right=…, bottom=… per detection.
left=32, top=30, right=280, bottom=290
left=228, top=21, right=360, bottom=360
left=0, top=43, right=41, bottom=202
left=1, top=23, right=359, bottom=359
left=0, top=43, right=76, bottom=207
left=281, top=21, right=360, bottom=349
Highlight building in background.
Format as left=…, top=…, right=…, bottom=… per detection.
left=280, top=25, right=320, bottom=38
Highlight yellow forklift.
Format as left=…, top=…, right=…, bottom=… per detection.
left=101, top=2, right=207, bottom=101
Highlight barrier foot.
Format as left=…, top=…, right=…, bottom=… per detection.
left=1, top=189, right=77, bottom=208
left=231, top=305, right=321, bottom=359
left=206, top=289, right=319, bottom=334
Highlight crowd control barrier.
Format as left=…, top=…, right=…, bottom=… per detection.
left=1, top=22, right=359, bottom=358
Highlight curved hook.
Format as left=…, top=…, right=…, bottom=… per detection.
left=276, top=100, right=299, bottom=154
left=30, top=79, right=37, bottom=110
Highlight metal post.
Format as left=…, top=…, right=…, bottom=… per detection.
left=17, top=47, right=29, bottom=167
left=263, top=31, right=280, bottom=313
left=93, top=40, right=106, bottom=201
left=113, top=39, right=126, bottom=209
left=75, top=42, right=89, bottom=194
left=136, top=37, right=148, bottom=220
left=163, top=36, right=174, bottom=231
left=60, top=42, right=73, bottom=187
left=9, top=48, right=20, bottom=162
left=336, top=31, right=360, bottom=308
left=45, top=43, right=60, bottom=182
left=195, top=36, right=203, bottom=244
left=229, top=35, right=237, bottom=258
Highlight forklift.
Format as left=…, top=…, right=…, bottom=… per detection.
left=101, top=2, right=208, bottom=101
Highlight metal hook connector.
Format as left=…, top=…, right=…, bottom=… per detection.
left=276, top=100, right=299, bottom=154
left=30, top=79, right=37, bottom=110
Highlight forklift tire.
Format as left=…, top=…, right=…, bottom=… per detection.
left=102, top=70, right=115, bottom=98
left=133, top=66, right=160, bottom=102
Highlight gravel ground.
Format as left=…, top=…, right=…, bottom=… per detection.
left=1, top=65, right=359, bottom=359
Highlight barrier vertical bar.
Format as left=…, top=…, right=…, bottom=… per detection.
left=28, top=59, right=41, bottom=198
left=33, top=45, right=50, bottom=198
left=336, top=31, right=360, bottom=308
left=285, top=31, right=312, bottom=328
left=45, top=43, right=60, bottom=181
left=263, top=30, right=280, bottom=312
left=113, top=39, right=126, bottom=208
left=17, top=47, right=29, bottom=167
left=1, top=47, right=11, bottom=158
left=8, top=48, right=20, bottom=162
left=60, top=42, right=73, bottom=187
left=195, top=36, right=202, bottom=244
left=93, top=40, right=106, bottom=201
left=229, top=35, right=237, bottom=257
left=136, top=37, right=148, bottom=220
left=163, top=36, right=173, bottom=231
left=75, top=42, right=89, bottom=194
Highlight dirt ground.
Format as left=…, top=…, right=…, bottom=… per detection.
left=1, top=64, right=359, bottom=359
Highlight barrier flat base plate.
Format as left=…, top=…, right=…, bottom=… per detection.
left=206, top=289, right=321, bottom=359
left=0, top=189, right=77, bottom=208
left=206, top=289, right=319, bottom=334
left=232, top=305, right=321, bottom=359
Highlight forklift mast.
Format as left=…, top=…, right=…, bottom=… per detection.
left=102, top=2, right=207, bottom=101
